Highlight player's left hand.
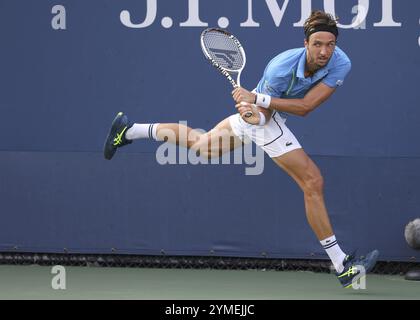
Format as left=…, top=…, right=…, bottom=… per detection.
left=236, top=102, right=260, bottom=125
left=232, top=87, right=256, bottom=104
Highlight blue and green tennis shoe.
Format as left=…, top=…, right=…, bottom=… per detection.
left=337, top=249, right=379, bottom=288
left=103, top=112, right=133, bottom=160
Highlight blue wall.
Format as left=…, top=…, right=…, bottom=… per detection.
left=0, top=0, right=419, bottom=261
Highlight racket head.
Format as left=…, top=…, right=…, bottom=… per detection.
left=200, top=28, right=246, bottom=74
left=201, top=28, right=251, bottom=118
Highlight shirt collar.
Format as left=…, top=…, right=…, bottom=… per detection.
left=296, top=49, right=307, bottom=79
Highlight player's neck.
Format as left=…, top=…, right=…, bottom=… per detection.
left=304, top=62, right=320, bottom=78
left=304, top=54, right=321, bottom=78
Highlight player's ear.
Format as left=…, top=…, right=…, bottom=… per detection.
left=304, top=38, right=309, bottom=48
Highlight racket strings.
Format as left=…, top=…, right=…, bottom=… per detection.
left=202, top=31, right=244, bottom=70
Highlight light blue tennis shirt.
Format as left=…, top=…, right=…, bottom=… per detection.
left=256, top=46, right=351, bottom=103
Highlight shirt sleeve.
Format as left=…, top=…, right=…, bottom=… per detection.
left=256, top=79, right=288, bottom=97
left=322, top=61, right=352, bottom=88
left=256, top=64, right=290, bottom=97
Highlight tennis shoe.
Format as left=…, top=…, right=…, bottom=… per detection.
left=336, top=249, right=379, bottom=288
left=103, top=112, right=132, bottom=160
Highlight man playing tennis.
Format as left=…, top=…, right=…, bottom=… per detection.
left=103, top=10, right=378, bottom=288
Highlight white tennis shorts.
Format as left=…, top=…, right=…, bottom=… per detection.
left=228, top=111, right=302, bottom=158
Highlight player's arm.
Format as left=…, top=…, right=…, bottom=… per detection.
left=233, top=82, right=335, bottom=118
left=232, top=87, right=273, bottom=124
left=267, top=82, right=336, bottom=116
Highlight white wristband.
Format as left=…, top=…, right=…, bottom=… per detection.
left=258, top=112, right=266, bottom=126
left=255, top=93, right=271, bottom=109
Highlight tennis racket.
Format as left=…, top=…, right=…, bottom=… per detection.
left=200, top=28, right=253, bottom=118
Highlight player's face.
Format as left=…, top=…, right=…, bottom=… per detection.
left=304, top=32, right=336, bottom=68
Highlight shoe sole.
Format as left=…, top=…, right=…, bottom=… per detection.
left=103, top=112, right=126, bottom=160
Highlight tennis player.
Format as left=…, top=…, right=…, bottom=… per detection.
left=104, top=10, right=378, bottom=288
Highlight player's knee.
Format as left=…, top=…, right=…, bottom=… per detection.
left=303, top=172, right=324, bottom=196
left=197, top=146, right=221, bottom=160
left=188, top=132, right=205, bottom=149
left=191, top=149, right=220, bottom=160
left=190, top=137, right=220, bottom=159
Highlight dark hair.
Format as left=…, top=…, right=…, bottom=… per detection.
left=304, top=10, right=339, bottom=40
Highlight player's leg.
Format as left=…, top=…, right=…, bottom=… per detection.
left=242, top=111, right=347, bottom=271
left=154, top=117, right=243, bottom=159
left=103, top=111, right=243, bottom=160
left=272, top=148, right=378, bottom=287
left=271, top=149, right=348, bottom=273
left=271, top=149, right=334, bottom=240
left=238, top=111, right=378, bottom=286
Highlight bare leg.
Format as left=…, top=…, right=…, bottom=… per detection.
left=272, top=149, right=333, bottom=240
left=155, top=118, right=243, bottom=159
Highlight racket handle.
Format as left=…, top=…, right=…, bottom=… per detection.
left=235, top=81, right=252, bottom=118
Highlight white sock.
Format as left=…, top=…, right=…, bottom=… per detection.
left=125, top=123, right=159, bottom=140
left=320, top=235, right=347, bottom=273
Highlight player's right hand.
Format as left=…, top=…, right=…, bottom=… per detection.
left=232, top=87, right=256, bottom=104
left=236, top=102, right=260, bottom=125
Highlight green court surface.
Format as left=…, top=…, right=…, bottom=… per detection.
left=0, top=265, right=419, bottom=300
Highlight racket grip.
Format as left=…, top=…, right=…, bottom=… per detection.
left=244, top=111, right=253, bottom=118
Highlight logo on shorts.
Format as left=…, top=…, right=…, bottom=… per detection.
left=336, top=80, right=344, bottom=86
left=286, top=142, right=293, bottom=146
